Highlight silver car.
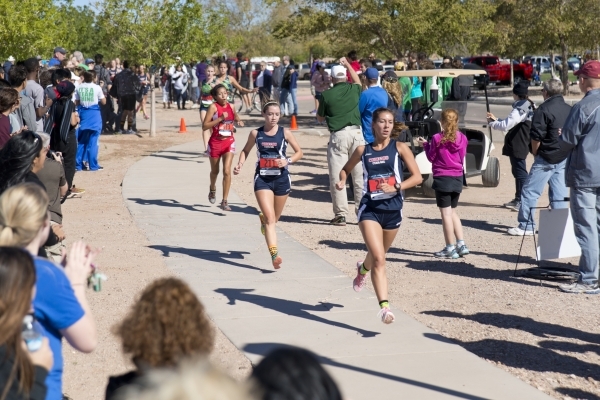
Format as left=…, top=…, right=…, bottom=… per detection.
left=297, top=63, right=311, bottom=80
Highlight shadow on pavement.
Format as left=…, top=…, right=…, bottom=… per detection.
left=150, top=245, right=275, bottom=274
left=407, top=217, right=509, bottom=233
left=423, top=331, right=600, bottom=382
left=127, top=198, right=226, bottom=216
left=149, top=151, right=205, bottom=163
left=242, top=342, right=489, bottom=400
left=214, top=288, right=379, bottom=338
left=555, top=388, right=600, bottom=400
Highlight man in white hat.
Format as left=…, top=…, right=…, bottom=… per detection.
left=317, top=57, right=364, bottom=226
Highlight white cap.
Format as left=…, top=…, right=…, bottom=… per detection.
left=331, top=65, right=347, bottom=79
left=7, top=56, right=15, bottom=62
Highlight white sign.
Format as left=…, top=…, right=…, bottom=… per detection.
left=536, top=208, right=581, bottom=260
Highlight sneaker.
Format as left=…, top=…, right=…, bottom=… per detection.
left=330, top=216, right=346, bottom=226
left=434, top=246, right=459, bottom=259
left=309, top=109, right=317, bottom=114
left=377, top=307, right=395, bottom=324
left=508, top=201, right=521, bottom=212
left=126, top=129, right=135, bottom=134
left=191, top=104, right=199, bottom=109
left=503, top=198, right=518, bottom=208
left=114, top=130, right=123, bottom=135
left=245, top=109, right=252, bottom=115
left=353, top=261, right=368, bottom=292
left=220, top=200, right=232, bottom=211
left=71, top=186, right=85, bottom=194
left=558, top=282, right=600, bottom=294
left=208, top=189, right=216, bottom=204
left=259, top=212, right=266, bottom=235
left=507, top=227, right=534, bottom=236
left=456, top=244, right=470, bottom=257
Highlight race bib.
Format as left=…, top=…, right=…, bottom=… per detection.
left=259, top=157, right=282, bottom=176
left=368, top=174, right=397, bottom=200
left=219, top=121, right=234, bottom=136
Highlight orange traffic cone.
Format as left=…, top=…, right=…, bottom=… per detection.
left=179, top=118, right=187, bottom=134
left=290, top=115, right=298, bottom=131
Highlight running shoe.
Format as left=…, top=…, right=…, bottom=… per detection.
left=309, top=110, right=317, bottom=114
left=71, top=186, right=86, bottom=195
left=272, top=255, right=283, bottom=269
left=434, top=246, right=459, bottom=259
left=456, top=244, right=470, bottom=257
left=378, top=307, right=395, bottom=324
left=330, top=216, right=346, bottom=226
left=507, top=227, right=534, bottom=236
left=558, top=282, right=600, bottom=294
left=259, top=212, right=266, bottom=235
left=208, top=189, right=216, bottom=204
left=353, top=261, right=368, bottom=292
left=220, top=200, right=231, bottom=211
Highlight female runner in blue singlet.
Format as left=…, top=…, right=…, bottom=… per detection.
left=336, top=108, right=422, bottom=324
left=234, top=101, right=303, bottom=269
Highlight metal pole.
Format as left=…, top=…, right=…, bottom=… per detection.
left=483, top=74, right=493, bottom=155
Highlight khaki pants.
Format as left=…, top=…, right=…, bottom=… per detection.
left=44, top=222, right=66, bottom=263
left=327, top=127, right=365, bottom=217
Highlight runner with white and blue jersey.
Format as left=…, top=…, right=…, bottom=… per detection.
left=336, top=107, right=422, bottom=324
left=235, top=101, right=303, bottom=269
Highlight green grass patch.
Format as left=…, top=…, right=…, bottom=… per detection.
left=540, top=71, right=577, bottom=83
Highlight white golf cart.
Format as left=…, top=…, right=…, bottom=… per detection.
left=393, top=69, right=500, bottom=197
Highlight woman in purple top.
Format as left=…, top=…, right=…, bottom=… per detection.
left=419, top=109, right=469, bottom=259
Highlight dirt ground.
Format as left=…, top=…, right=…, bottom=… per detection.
left=231, top=126, right=600, bottom=400
left=61, top=102, right=599, bottom=400
left=61, top=108, right=251, bottom=400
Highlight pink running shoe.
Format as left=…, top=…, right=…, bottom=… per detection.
left=353, top=261, right=367, bottom=292
left=378, top=307, right=395, bottom=324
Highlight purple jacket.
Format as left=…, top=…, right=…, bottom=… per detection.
left=195, top=62, right=207, bottom=85
left=423, top=131, right=467, bottom=177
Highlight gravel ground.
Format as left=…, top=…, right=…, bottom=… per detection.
left=230, top=126, right=600, bottom=400
left=61, top=108, right=251, bottom=400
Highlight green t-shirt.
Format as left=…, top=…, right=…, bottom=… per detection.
left=398, top=77, right=412, bottom=111
left=317, top=82, right=361, bottom=132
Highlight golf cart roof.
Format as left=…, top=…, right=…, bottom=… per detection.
left=391, top=69, right=488, bottom=77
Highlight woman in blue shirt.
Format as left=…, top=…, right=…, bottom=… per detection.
left=0, top=183, right=97, bottom=400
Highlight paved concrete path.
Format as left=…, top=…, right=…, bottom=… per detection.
left=123, top=139, right=552, bottom=400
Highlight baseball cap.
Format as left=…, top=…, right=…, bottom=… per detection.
left=85, top=58, right=95, bottom=65
left=7, top=56, right=15, bottom=62
left=54, top=47, right=67, bottom=55
left=317, top=61, right=326, bottom=68
left=365, top=67, right=379, bottom=80
left=56, top=81, right=75, bottom=97
left=331, top=65, right=347, bottom=79
left=574, top=60, right=600, bottom=78
left=383, top=70, right=397, bottom=82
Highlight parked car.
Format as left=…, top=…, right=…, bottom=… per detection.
left=568, top=57, right=580, bottom=71
left=297, top=63, right=311, bottom=80
left=382, top=64, right=394, bottom=73
left=524, top=56, right=552, bottom=74
left=466, top=56, right=533, bottom=85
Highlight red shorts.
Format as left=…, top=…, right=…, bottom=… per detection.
left=207, top=136, right=235, bottom=158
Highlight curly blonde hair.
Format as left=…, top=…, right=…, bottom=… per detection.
left=114, top=278, right=214, bottom=368
left=440, top=109, right=459, bottom=144
left=381, top=79, right=402, bottom=108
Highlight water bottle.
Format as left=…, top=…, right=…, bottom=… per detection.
left=22, top=315, right=43, bottom=352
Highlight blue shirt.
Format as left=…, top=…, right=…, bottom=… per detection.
left=359, top=86, right=389, bottom=143
left=48, top=58, right=61, bottom=67
left=33, top=257, right=85, bottom=400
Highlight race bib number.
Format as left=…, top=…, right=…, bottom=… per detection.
left=368, top=175, right=397, bottom=200
left=259, top=157, right=281, bottom=176
left=219, top=121, right=234, bottom=136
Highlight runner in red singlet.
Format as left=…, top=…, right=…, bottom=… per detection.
left=202, top=84, right=245, bottom=211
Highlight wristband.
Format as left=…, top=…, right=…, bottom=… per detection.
left=287, top=158, right=293, bottom=165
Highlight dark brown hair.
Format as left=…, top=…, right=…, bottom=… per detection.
left=82, top=71, right=93, bottom=83
left=0, top=88, right=19, bottom=113
left=114, top=278, right=214, bottom=368
left=0, top=247, right=36, bottom=400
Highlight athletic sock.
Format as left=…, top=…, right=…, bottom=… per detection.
left=379, top=300, right=389, bottom=309
left=359, top=262, right=369, bottom=275
left=268, top=246, right=278, bottom=261
left=457, top=240, right=465, bottom=247
left=445, top=244, right=456, bottom=251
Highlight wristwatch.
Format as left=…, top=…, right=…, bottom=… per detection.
left=287, top=158, right=293, bottom=165
left=394, top=182, right=401, bottom=192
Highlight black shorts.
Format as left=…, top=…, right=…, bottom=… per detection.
left=357, top=206, right=402, bottom=230
left=435, top=191, right=460, bottom=208
left=240, top=79, right=250, bottom=90
left=120, top=94, right=136, bottom=111
left=254, top=174, right=291, bottom=196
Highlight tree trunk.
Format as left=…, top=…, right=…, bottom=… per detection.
left=550, top=51, right=556, bottom=79
left=560, top=38, right=569, bottom=96
left=150, top=86, right=156, bottom=137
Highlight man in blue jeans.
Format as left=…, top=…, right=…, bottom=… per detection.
left=507, top=79, right=572, bottom=236
left=558, top=61, right=600, bottom=294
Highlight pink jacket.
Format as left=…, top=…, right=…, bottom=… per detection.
left=423, top=131, right=467, bottom=177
